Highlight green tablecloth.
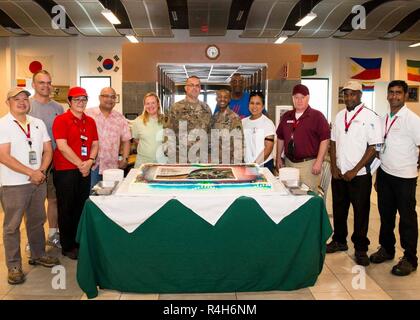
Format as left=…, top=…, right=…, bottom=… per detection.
left=76, top=196, right=332, bottom=299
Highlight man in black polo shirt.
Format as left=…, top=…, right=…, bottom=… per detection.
left=276, top=84, right=330, bottom=191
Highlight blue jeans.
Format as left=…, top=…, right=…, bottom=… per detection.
left=90, top=167, right=102, bottom=189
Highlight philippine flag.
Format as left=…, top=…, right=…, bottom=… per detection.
left=350, top=57, right=382, bottom=80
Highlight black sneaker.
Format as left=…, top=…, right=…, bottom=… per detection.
left=326, top=240, right=348, bottom=253
left=369, top=247, right=394, bottom=264
left=355, top=251, right=370, bottom=266
left=391, top=257, right=417, bottom=276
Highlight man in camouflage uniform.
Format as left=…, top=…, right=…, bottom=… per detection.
left=211, top=89, right=243, bottom=164
left=165, top=76, right=212, bottom=163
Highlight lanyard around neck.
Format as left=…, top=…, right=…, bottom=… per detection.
left=14, top=120, right=32, bottom=147
left=384, top=114, right=398, bottom=140
left=344, top=105, right=364, bottom=133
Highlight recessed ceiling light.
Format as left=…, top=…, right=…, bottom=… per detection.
left=125, top=35, right=139, bottom=43
left=101, top=9, right=121, bottom=25
left=296, top=12, right=317, bottom=27
left=275, top=36, right=288, bottom=44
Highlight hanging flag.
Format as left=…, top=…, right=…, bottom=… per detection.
left=362, top=82, right=375, bottom=92
left=17, top=55, right=53, bottom=78
left=89, top=53, right=120, bottom=74
left=16, top=79, right=27, bottom=87
left=407, top=60, right=420, bottom=82
left=350, top=57, right=382, bottom=80
left=301, top=54, right=318, bottom=77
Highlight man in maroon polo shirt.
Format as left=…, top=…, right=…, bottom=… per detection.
left=52, top=87, right=98, bottom=260
left=276, top=84, right=330, bottom=191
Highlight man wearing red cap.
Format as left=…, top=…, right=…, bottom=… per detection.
left=52, top=87, right=98, bottom=260
left=276, top=84, right=330, bottom=192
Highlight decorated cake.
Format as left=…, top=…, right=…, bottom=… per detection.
left=128, top=163, right=273, bottom=192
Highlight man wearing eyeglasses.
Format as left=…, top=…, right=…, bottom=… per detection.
left=29, top=70, right=64, bottom=250
left=165, top=76, right=212, bottom=163
left=85, top=87, right=131, bottom=187
left=52, top=87, right=98, bottom=260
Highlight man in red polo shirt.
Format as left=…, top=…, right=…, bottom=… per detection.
left=52, top=87, right=98, bottom=260
left=276, top=84, right=330, bottom=191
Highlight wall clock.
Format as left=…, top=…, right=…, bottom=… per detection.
left=206, top=45, right=220, bottom=60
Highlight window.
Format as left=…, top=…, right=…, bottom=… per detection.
left=79, top=76, right=111, bottom=109
left=361, top=90, right=375, bottom=111
left=301, top=78, right=329, bottom=121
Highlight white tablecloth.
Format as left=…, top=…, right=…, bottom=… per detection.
left=90, top=168, right=313, bottom=233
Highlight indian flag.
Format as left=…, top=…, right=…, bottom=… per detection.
left=16, top=79, right=26, bottom=87
left=301, top=54, right=318, bottom=77
left=407, top=60, right=420, bottom=82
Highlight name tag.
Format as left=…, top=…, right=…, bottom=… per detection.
left=29, top=151, right=37, bottom=165
left=287, top=120, right=294, bottom=124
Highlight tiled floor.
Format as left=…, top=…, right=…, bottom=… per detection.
left=1, top=182, right=420, bottom=300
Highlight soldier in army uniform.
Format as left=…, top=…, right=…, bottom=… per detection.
left=165, top=76, right=212, bottom=163
left=211, top=89, right=243, bottom=164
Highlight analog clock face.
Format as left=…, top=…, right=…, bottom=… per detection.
left=206, top=45, right=219, bottom=59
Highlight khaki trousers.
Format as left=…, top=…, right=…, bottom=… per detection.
left=1, top=183, right=47, bottom=269
left=285, top=158, right=321, bottom=192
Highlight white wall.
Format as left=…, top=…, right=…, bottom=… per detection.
left=398, top=41, right=420, bottom=114
left=3, top=36, right=127, bottom=113
left=289, top=37, right=420, bottom=119
left=0, top=37, right=13, bottom=116
left=1, top=32, right=419, bottom=118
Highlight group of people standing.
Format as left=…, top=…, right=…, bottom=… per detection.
left=0, top=70, right=132, bottom=284
left=164, top=74, right=276, bottom=170
left=327, top=80, right=420, bottom=277
left=163, top=75, right=420, bottom=277
left=0, top=67, right=418, bottom=287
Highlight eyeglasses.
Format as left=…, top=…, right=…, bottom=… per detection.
left=72, top=97, right=88, bottom=103
left=100, top=94, right=117, bottom=100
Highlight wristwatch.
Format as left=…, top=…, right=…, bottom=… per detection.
left=89, top=157, right=96, bottom=164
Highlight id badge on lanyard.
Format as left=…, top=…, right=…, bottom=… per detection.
left=29, top=150, right=37, bottom=165
left=81, top=145, right=88, bottom=157
left=380, top=143, right=386, bottom=154
left=80, top=134, right=88, bottom=157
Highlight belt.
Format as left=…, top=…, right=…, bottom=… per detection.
left=287, top=157, right=316, bottom=163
